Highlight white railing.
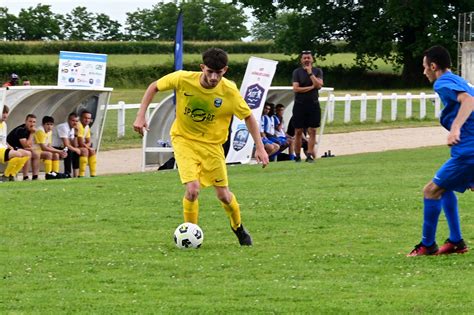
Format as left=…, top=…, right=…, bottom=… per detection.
left=320, top=92, right=440, bottom=124
left=106, top=92, right=441, bottom=137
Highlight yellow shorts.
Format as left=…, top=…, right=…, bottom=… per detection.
left=172, top=136, right=228, bottom=187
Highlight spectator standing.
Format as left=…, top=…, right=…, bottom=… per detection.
left=2, top=73, right=19, bottom=87
left=52, top=113, right=81, bottom=177
left=7, top=114, right=39, bottom=180
left=292, top=50, right=324, bottom=162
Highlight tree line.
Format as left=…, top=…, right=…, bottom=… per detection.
left=239, top=0, right=474, bottom=83
left=0, top=1, right=249, bottom=41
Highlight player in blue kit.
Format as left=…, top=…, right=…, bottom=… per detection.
left=408, top=46, right=474, bottom=256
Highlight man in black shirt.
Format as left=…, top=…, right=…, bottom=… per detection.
left=291, top=50, right=324, bottom=162
left=7, top=114, right=39, bottom=180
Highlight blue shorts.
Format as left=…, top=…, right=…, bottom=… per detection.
left=262, top=138, right=276, bottom=145
left=433, top=157, right=474, bottom=193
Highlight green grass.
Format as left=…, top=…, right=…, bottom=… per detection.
left=2, top=146, right=473, bottom=313
left=0, top=53, right=399, bottom=73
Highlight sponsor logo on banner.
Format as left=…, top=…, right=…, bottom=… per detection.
left=214, top=98, right=223, bottom=108
left=232, top=126, right=249, bottom=151
left=244, top=83, right=264, bottom=109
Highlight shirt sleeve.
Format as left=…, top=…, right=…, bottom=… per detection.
left=157, top=71, right=182, bottom=92
left=315, top=68, right=323, bottom=80
left=233, top=95, right=252, bottom=120
left=57, top=124, right=69, bottom=139
left=76, top=123, right=85, bottom=138
left=34, top=130, right=46, bottom=144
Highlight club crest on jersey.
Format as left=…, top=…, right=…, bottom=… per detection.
left=214, top=98, right=223, bottom=108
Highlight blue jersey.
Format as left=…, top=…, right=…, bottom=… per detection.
left=434, top=71, right=474, bottom=160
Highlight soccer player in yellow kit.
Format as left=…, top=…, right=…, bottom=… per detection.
left=76, top=110, right=97, bottom=177
left=0, top=105, right=31, bottom=181
left=133, top=48, right=269, bottom=245
left=34, top=116, right=67, bottom=179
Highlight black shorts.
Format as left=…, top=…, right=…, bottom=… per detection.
left=292, top=101, right=321, bottom=129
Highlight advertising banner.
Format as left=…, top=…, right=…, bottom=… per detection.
left=57, top=51, right=107, bottom=88
left=226, top=57, right=278, bottom=164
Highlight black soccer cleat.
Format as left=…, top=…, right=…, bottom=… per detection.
left=232, top=224, right=253, bottom=246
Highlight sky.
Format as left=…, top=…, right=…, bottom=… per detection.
left=5, top=0, right=177, bottom=25
left=5, top=0, right=255, bottom=27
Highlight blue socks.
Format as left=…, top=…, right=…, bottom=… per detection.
left=422, top=198, right=442, bottom=246
left=441, top=191, right=462, bottom=242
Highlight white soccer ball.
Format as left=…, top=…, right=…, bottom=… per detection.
left=173, top=223, right=204, bottom=249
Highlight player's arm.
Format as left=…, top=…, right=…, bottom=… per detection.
left=244, top=114, right=269, bottom=168
left=448, top=92, right=474, bottom=146
left=62, top=137, right=81, bottom=155
left=134, top=81, right=159, bottom=136
left=292, top=81, right=314, bottom=93
left=19, top=136, right=32, bottom=149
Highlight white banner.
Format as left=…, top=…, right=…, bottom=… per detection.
left=226, top=57, right=278, bottom=164
left=57, top=51, right=107, bottom=88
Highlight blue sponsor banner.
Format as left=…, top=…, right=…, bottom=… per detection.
left=59, top=51, right=107, bottom=63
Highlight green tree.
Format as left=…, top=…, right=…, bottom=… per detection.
left=181, top=1, right=207, bottom=40
left=63, top=7, right=96, bottom=40
left=241, top=0, right=474, bottom=82
left=95, top=13, right=123, bottom=41
left=0, top=7, right=19, bottom=40
left=125, top=2, right=179, bottom=40
left=16, top=4, right=64, bottom=40
left=250, top=12, right=291, bottom=41
left=203, top=0, right=249, bottom=40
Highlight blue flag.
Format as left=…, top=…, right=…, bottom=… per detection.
left=174, top=11, right=183, bottom=71
left=173, top=11, right=183, bottom=105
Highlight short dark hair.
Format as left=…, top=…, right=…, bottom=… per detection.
left=81, top=110, right=92, bottom=117
left=26, top=114, right=36, bottom=120
left=424, top=45, right=451, bottom=70
left=202, top=48, right=228, bottom=70
left=68, top=112, right=78, bottom=119
left=300, top=50, right=313, bottom=58
left=2, top=105, right=9, bottom=114
left=42, top=116, right=54, bottom=124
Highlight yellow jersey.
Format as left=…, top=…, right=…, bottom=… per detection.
left=157, top=71, right=252, bottom=145
left=33, top=126, right=52, bottom=151
left=76, top=122, right=91, bottom=139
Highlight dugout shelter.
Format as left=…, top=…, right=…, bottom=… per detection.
left=0, top=86, right=113, bottom=171
left=142, top=86, right=333, bottom=170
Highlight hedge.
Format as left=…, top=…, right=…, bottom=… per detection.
left=0, top=41, right=281, bottom=55
left=1, top=60, right=429, bottom=90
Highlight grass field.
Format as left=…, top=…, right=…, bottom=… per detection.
left=2, top=146, right=473, bottom=313
left=0, top=53, right=398, bottom=73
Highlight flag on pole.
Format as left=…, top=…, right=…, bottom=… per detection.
left=173, top=11, right=183, bottom=105
left=174, top=11, right=183, bottom=71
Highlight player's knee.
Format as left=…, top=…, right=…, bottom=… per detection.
left=80, top=148, right=89, bottom=157
left=185, top=182, right=200, bottom=201
left=423, top=182, right=443, bottom=199
left=216, top=189, right=232, bottom=203
left=43, top=151, right=53, bottom=160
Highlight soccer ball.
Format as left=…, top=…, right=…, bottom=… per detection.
left=173, top=223, right=204, bottom=249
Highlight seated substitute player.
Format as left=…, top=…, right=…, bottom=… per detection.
left=133, top=48, right=269, bottom=246
left=7, top=114, right=39, bottom=180
left=77, top=110, right=97, bottom=177
left=0, top=105, right=30, bottom=181
left=407, top=45, right=474, bottom=256
left=52, top=113, right=82, bottom=178
left=260, top=103, right=280, bottom=159
left=34, top=116, right=67, bottom=179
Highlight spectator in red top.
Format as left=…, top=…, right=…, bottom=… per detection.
left=2, top=73, right=19, bottom=87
